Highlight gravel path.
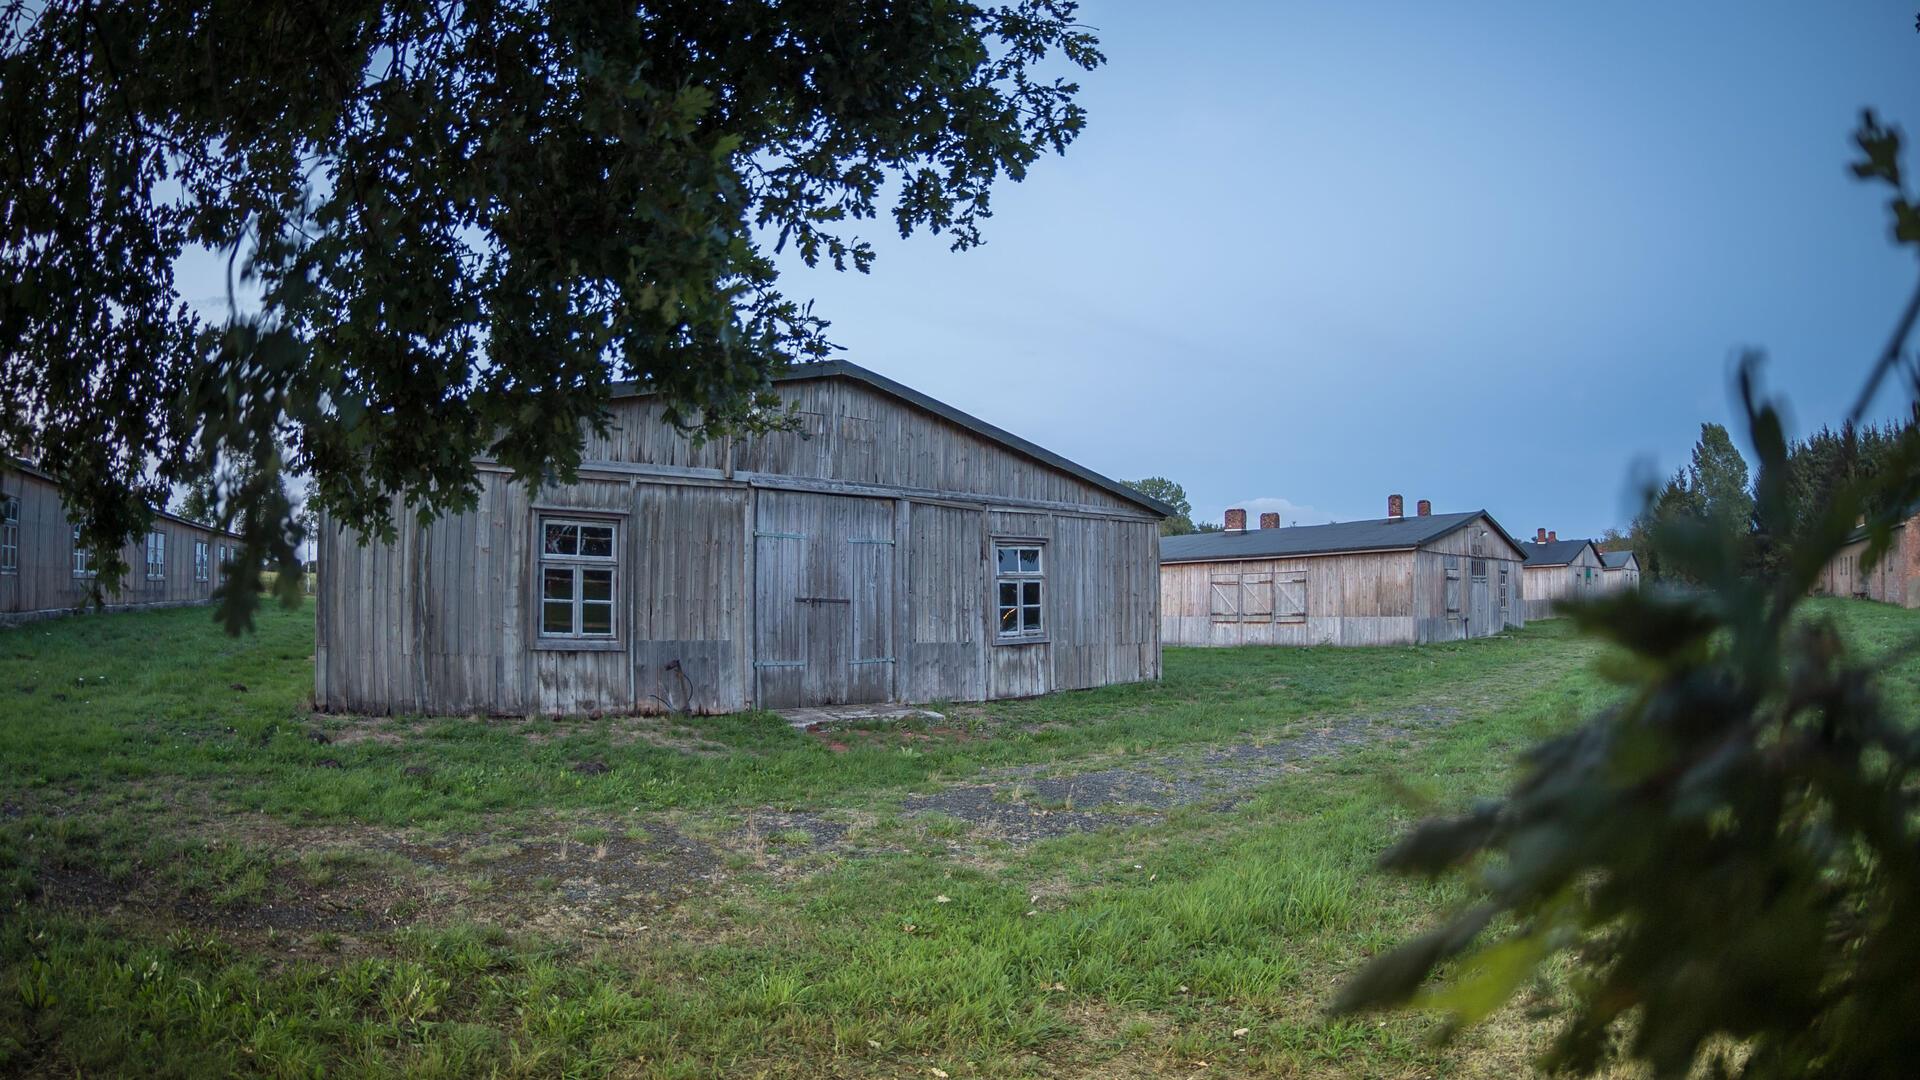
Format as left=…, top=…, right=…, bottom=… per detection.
left=895, top=704, right=1459, bottom=841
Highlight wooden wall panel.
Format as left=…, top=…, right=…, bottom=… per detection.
left=903, top=502, right=985, bottom=703
left=318, top=371, right=1165, bottom=714
left=1162, top=543, right=1527, bottom=649
left=594, top=378, right=1147, bottom=515
left=1, top=466, right=238, bottom=623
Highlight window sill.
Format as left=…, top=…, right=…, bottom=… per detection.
left=532, top=637, right=625, bottom=653
left=994, top=635, right=1050, bottom=647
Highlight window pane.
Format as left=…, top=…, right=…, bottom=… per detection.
left=581, top=568, right=613, bottom=601
left=1022, top=581, right=1041, bottom=605
left=544, top=522, right=577, bottom=555
left=580, top=526, right=614, bottom=558
left=581, top=601, right=613, bottom=636
left=999, top=605, right=1018, bottom=632
left=1023, top=605, right=1043, bottom=632
left=996, top=547, right=1018, bottom=573
left=999, top=582, right=1018, bottom=607
left=543, top=567, right=574, bottom=601
left=1019, top=548, right=1040, bottom=573
left=542, top=600, right=574, bottom=634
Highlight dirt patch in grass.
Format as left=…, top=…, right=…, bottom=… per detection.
left=316, top=719, right=408, bottom=746
left=889, top=704, right=1461, bottom=841
left=381, top=818, right=725, bottom=933
left=28, top=848, right=432, bottom=937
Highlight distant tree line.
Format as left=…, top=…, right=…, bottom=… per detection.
left=1621, top=413, right=1914, bottom=581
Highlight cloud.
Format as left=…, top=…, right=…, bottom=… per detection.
left=1199, top=496, right=1334, bottom=529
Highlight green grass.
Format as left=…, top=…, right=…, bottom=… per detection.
left=2, top=598, right=1915, bottom=1076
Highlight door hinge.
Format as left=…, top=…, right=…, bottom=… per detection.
left=753, top=660, right=806, bottom=670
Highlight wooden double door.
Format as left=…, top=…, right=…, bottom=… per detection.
left=753, top=491, right=896, bottom=709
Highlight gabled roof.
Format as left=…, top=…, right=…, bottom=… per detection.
left=608, top=359, right=1172, bottom=518
left=3, top=458, right=241, bottom=539
left=1601, top=550, right=1638, bottom=570
left=1159, top=510, right=1520, bottom=564
left=1521, top=538, right=1602, bottom=567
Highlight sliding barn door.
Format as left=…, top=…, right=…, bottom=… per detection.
left=753, top=491, right=896, bottom=709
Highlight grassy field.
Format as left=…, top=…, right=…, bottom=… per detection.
left=1, top=598, right=1913, bottom=1077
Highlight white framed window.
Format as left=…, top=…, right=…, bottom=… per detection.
left=538, top=516, right=619, bottom=642
left=195, top=540, right=210, bottom=582
left=0, top=494, right=17, bottom=574
left=71, top=525, right=92, bottom=578
left=145, top=531, right=166, bottom=580
left=994, top=542, right=1045, bottom=641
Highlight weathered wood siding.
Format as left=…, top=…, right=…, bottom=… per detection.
left=1812, top=529, right=1920, bottom=607
left=584, top=378, right=1145, bottom=514
left=1522, top=545, right=1607, bottom=620
left=1599, top=563, right=1641, bottom=593
left=1159, top=515, right=1523, bottom=648
left=0, top=466, right=236, bottom=624
left=1160, top=550, right=1419, bottom=646
left=1411, top=518, right=1527, bottom=642
left=317, top=373, right=1162, bottom=715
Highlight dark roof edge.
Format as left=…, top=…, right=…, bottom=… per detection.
left=1160, top=542, right=1421, bottom=564
left=608, top=360, right=1173, bottom=518
left=1159, top=509, right=1525, bottom=564
left=5, top=458, right=244, bottom=540
left=1522, top=538, right=1605, bottom=567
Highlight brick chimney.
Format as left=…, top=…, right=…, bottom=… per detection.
left=1387, top=494, right=1404, bottom=520
left=1416, top=499, right=1431, bottom=517
left=1259, top=512, right=1280, bottom=529
left=1548, top=530, right=1558, bottom=543
left=1224, top=508, right=1246, bottom=532
left=1535, top=528, right=1547, bottom=543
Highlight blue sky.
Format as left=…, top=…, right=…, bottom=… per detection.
left=766, top=3, right=1920, bottom=537
left=172, top=4, right=1920, bottom=540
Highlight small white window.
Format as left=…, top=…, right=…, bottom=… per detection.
left=71, top=525, right=92, bottom=578
left=994, top=543, right=1045, bottom=641
left=538, top=517, right=619, bottom=640
left=0, top=494, right=17, bottom=574
left=194, top=540, right=210, bottom=583
left=146, top=531, right=166, bottom=580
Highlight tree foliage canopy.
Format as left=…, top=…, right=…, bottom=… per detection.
left=1125, top=476, right=1197, bottom=535
left=1335, top=111, right=1920, bottom=1078
left=0, top=0, right=1102, bottom=627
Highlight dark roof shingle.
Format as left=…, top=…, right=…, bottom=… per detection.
left=1521, top=538, right=1598, bottom=566
left=1159, top=511, right=1496, bottom=563
left=1601, top=550, right=1637, bottom=569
